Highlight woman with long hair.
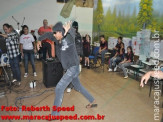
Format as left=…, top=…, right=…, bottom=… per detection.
left=118, top=46, right=134, bottom=78
left=83, top=34, right=91, bottom=69
left=20, top=25, right=37, bottom=77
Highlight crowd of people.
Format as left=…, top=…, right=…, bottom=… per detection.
left=1, top=20, right=163, bottom=120
left=0, top=19, right=135, bottom=87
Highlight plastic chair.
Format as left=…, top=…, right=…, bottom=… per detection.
left=89, top=46, right=99, bottom=68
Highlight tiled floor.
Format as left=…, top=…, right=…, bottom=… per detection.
left=0, top=61, right=162, bottom=122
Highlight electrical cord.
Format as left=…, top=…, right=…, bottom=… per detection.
left=15, top=89, right=54, bottom=122
left=1, top=77, right=54, bottom=122
left=15, top=89, right=54, bottom=108
left=11, top=77, right=46, bottom=95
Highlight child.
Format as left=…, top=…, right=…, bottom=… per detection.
left=118, top=46, right=134, bottom=78
left=83, top=34, right=91, bottom=69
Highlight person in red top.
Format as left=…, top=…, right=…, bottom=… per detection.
left=38, top=19, right=55, bottom=59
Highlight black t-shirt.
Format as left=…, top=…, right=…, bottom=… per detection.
left=125, top=52, right=134, bottom=62
left=100, top=40, right=108, bottom=50
left=119, top=48, right=125, bottom=59
left=115, top=42, right=124, bottom=54
left=83, top=40, right=90, bottom=52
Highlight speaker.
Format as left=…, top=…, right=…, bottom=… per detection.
left=0, top=53, right=9, bottom=66
left=42, top=58, right=63, bottom=88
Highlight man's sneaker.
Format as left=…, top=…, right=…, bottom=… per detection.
left=24, top=73, right=28, bottom=78
left=124, top=76, right=128, bottom=79
left=114, top=65, right=117, bottom=72
left=12, top=79, right=17, bottom=83
left=108, top=68, right=112, bottom=72
left=34, top=72, right=37, bottom=77
left=67, top=88, right=71, bottom=93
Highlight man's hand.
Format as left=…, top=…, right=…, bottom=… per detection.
left=63, top=21, right=72, bottom=36
left=37, top=41, right=42, bottom=51
left=140, top=71, right=151, bottom=87
left=0, top=34, right=8, bottom=38
left=49, top=24, right=54, bottom=29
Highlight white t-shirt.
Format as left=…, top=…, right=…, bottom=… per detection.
left=20, top=33, right=35, bottom=50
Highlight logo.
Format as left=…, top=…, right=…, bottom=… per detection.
left=61, top=39, right=69, bottom=51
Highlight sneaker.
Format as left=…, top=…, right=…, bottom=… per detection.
left=124, top=76, right=128, bottom=79
left=12, top=79, right=17, bottom=83
left=34, top=72, right=37, bottom=77
left=24, top=73, right=28, bottom=78
left=108, top=68, right=112, bottom=72
left=67, top=88, right=71, bottom=93
left=114, top=65, right=117, bottom=72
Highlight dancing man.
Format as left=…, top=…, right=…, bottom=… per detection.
left=37, top=21, right=97, bottom=116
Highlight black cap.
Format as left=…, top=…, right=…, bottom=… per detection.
left=72, top=21, right=78, bottom=29
left=52, top=22, right=64, bottom=34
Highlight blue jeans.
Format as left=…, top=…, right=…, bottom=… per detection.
left=9, top=55, right=21, bottom=82
left=52, top=65, right=94, bottom=116
left=109, top=56, right=121, bottom=68
left=24, top=51, right=36, bottom=73
left=94, top=49, right=108, bottom=64
left=118, top=62, right=133, bottom=77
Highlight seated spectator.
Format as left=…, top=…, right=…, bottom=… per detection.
left=108, top=42, right=125, bottom=72
left=118, top=46, right=134, bottom=79
left=93, top=35, right=108, bottom=65
left=20, top=25, right=37, bottom=77
left=110, top=37, right=123, bottom=56
left=83, top=34, right=91, bottom=69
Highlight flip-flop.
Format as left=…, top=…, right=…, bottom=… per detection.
left=86, top=104, right=98, bottom=108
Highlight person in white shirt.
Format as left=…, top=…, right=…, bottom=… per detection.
left=20, top=25, right=37, bottom=77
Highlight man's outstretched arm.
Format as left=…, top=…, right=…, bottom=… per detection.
left=140, top=71, right=163, bottom=87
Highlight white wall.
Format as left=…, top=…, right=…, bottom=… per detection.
left=0, top=0, right=93, bottom=38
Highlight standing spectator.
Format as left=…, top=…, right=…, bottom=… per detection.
left=0, top=24, right=21, bottom=85
left=10, top=25, right=19, bottom=37
left=94, top=35, right=108, bottom=65
left=38, top=19, right=54, bottom=59
left=83, top=34, right=91, bottom=69
left=118, top=46, right=134, bottom=79
left=20, top=25, right=37, bottom=77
